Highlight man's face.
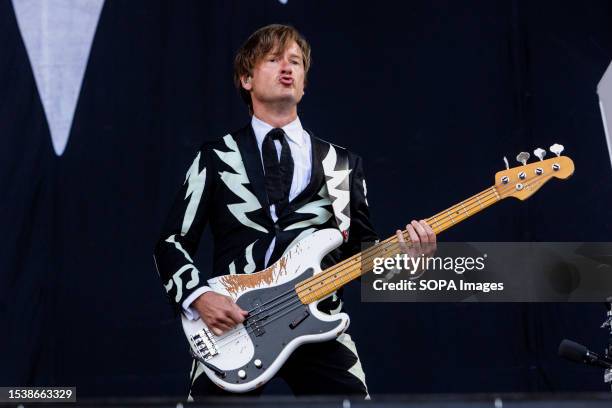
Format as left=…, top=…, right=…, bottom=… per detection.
left=242, top=40, right=306, bottom=110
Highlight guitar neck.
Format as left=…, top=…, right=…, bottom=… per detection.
left=295, top=186, right=501, bottom=304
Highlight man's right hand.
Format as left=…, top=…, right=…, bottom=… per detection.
left=192, top=291, right=249, bottom=336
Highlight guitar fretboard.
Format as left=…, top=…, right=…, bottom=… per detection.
left=295, top=186, right=501, bottom=304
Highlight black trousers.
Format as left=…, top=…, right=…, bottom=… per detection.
left=189, top=333, right=369, bottom=399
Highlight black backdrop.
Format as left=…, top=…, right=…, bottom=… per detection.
left=1, top=0, right=611, bottom=397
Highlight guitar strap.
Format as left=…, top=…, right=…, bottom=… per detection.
left=321, top=143, right=351, bottom=243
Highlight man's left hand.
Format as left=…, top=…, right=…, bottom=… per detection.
left=396, top=219, right=437, bottom=258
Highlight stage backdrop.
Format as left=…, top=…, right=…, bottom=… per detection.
left=1, top=0, right=611, bottom=396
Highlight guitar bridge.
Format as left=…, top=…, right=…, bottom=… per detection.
left=189, top=328, right=218, bottom=362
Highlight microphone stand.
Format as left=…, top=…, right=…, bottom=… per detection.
left=601, top=296, right=612, bottom=391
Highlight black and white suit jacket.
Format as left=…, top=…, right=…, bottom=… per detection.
left=154, top=124, right=378, bottom=313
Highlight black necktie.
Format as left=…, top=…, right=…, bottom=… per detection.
left=262, top=128, right=294, bottom=216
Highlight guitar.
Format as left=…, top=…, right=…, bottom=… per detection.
left=182, top=146, right=574, bottom=393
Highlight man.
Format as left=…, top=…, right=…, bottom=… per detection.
left=154, top=24, right=436, bottom=399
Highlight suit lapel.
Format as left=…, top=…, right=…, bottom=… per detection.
left=233, top=124, right=272, bottom=220
left=309, top=131, right=326, bottom=188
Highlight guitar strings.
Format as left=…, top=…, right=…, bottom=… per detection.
left=225, top=182, right=508, bottom=339
left=245, top=185, right=500, bottom=318
left=244, top=286, right=302, bottom=316
left=252, top=186, right=500, bottom=321
left=209, top=180, right=521, bottom=351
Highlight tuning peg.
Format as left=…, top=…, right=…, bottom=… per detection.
left=550, top=143, right=564, bottom=157
left=533, top=148, right=546, bottom=161
left=516, top=152, right=530, bottom=165
left=503, top=156, right=509, bottom=170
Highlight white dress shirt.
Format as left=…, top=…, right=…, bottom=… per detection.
left=182, top=115, right=312, bottom=319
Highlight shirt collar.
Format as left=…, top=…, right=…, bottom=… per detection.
left=251, top=114, right=305, bottom=148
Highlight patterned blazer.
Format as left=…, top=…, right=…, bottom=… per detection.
left=154, top=124, right=378, bottom=313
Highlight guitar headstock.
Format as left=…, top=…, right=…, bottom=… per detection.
left=494, top=144, right=575, bottom=201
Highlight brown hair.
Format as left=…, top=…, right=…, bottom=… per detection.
left=234, top=24, right=311, bottom=113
